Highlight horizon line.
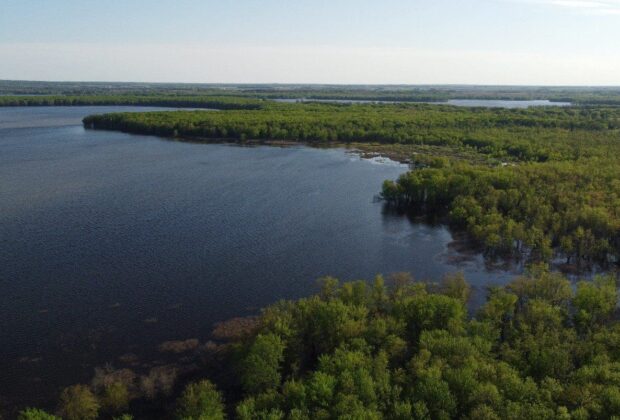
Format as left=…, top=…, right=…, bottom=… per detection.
left=2, top=79, right=620, bottom=89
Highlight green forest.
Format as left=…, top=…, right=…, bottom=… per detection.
left=83, top=102, right=620, bottom=268
left=17, top=268, right=620, bottom=419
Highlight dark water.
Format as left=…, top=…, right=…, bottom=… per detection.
left=0, top=106, right=515, bottom=410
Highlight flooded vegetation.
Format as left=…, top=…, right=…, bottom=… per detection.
left=14, top=269, right=620, bottom=419
left=1, top=106, right=516, bottom=416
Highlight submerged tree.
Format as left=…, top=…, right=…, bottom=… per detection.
left=58, top=385, right=100, bottom=420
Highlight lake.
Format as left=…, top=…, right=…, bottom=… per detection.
left=273, top=98, right=572, bottom=108
left=0, top=106, right=515, bottom=410
left=445, top=99, right=572, bottom=108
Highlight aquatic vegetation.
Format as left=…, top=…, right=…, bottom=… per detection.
left=212, top=317, right=260, bottom=341
left=139, top=365, right=178, bottom=400
left=159, top=339, right=201, bottom=354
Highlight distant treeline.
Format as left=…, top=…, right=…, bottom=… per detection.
left=83, top=103, right=620, bottom=267
left=3, top=80, right=620, bottom=105
left=0, top=94, right=263, bottom=110
left=16, top=269, right=620, bottom=419
left=245, top=89, right=620, bottom=106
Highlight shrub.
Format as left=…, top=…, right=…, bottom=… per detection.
left=17, top=408, right=60, bottom=420
left=59, top=385, right=100, bottom=420
left=176, top=379, right=225, bottom=420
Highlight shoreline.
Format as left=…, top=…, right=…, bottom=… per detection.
left=88, top=124, right=620, bottom=278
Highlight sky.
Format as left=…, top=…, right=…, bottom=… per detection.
left=1, top=0, right=619, bottom=85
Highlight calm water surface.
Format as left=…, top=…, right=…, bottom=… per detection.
left=445, top=99, right=572, bottom=108
left=0, top=106, right=516, bottom=410
left=274, top=98, right=572, bottom=108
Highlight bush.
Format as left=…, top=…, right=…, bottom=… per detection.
left=176, top=380, right=225, bottom=420
left=59, top=385, right=100, bottom=420
left=101, top=382, right=130, bottom=413
left=17, top=408, right=60, bottom=420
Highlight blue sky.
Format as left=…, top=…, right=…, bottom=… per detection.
left=1, top=0, right=619, bottom=84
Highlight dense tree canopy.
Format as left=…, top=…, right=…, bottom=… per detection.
left=83, top=103, right=620, bottom=163
left=382, top=159, right=620, bottom=266
left=230, top=270, right=620, bottom=419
